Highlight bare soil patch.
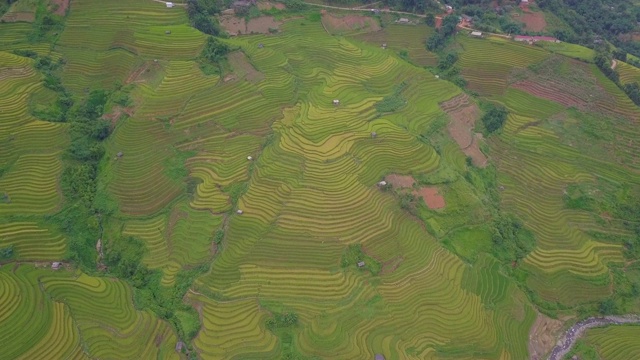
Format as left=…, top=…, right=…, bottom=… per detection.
left=512, top=80, right=586, bottom=108
left=509, top=56, right=615, bottom=114
left=529, top=312, right=565, bottom=360
left=124, top=60, right=163, bottom=87
left=385, top=174, right=415, bottom=188
left=1, top=11, right=35, bottom=22
left=257, top=1, right=285, bottom=10
left=518, top=11, right=546, bottom=32
left=220, top=15, right=281, bottom=35
left=321, top=13, right=380, bottom=34
left=228, top=51, right=265, bottom=83
left=0, top=67, right=28, bottom=81
left=50, top=0, right=70, bottom=16
left=413, top=187, right=445, bottom=209
left=440, top=94, right=488, bottom=167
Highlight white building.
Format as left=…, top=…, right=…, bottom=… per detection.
left=166, top=2, right=174, bottom=8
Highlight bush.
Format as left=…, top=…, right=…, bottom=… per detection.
left=0, top=246, right=14, bottom=260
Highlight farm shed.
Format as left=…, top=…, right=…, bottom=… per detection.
left=461, top=15, right=473, bottom=23
left=333, top=99, right=340, bottom=105
left=237, top=209, right=244, bottom=215
left=377, top=180, right=387, bottom=187
left=371, top=131, right=377, bottom=138
left=397, top=18, right=410, bottom=24
left=471, top=31, right=482, bottom=37
left=51, top=262, right=61, bottom=270
left=357, top=261, right=365, bottom=268
left=166, top=2, right=174, bottom=8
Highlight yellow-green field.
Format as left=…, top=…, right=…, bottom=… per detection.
left=2, top=0, right=640, bottom=358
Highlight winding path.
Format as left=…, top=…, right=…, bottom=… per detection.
left=547, top=315, right=640, bottom=360
left=303, top=2, right=427, bottom=17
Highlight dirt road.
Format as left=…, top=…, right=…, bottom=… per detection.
left=547, top=315, right=640, bottom=360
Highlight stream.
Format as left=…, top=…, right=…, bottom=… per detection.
left=547, top=315, right=640, bottom=360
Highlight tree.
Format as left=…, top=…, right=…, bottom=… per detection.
left=425, top=13, right=435, bottom=27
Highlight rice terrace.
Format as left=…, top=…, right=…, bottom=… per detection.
left=3, top=0, right=640, bottom=359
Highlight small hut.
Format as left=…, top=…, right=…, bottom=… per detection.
left=165, top=30, right=172, bottom=35
left=371, top=131, right=377, bottom=138
left=333, top=99, right=340, bottom=106
left=236, top=209, right=244, bottom=215
left=166, top=2, right=174, bottom=8
left=357, top=261, right=365, bottom=268
left=116, top=151, right=123, bottom=158
left=51, top=262, right=62, bottom=270
left=375, top=355, right=386, bottom=360
left=175, top=341, right=185, bottom=352
left=381, top=43, right=387, bottom=49
left=258, top=43, right=264, bottom=49
left=247, top=156, right=253, bottom=161
left=397, top=18, right=410, bottom=24
left=377, top=180, right=387, bottom=187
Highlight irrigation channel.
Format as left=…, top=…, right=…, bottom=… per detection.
left=547, top=315, right=640, bottom=360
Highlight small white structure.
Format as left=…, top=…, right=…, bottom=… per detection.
left=166, top=2, right=174, bottom=8
left=445, top=5, right=453, bottom=11
left=435, top=75, right=440, bottom=79
left=471, top=31, right=482, bottom=37
left=357, top=261, right=365, bottom=268
left=520, top=0, right=528, bottom=3
left=397, top=18, right=410, bottom=24
left=371, top=131, right=377, bottom=138
left=51, top=262, right=61, bottom=270
left=377, top=180, right=387, bottom=187
left=247, top=156, right=253, bottom=161
left=333, top=99, right=340, bottom=105
left=236, top=209, right=244, bottom=215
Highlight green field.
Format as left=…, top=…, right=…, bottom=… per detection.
left=2, top=0, right=640, bottom=358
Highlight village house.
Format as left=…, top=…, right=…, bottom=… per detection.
left=166, top=2, right=174, bottom=8
left=397, top=18, right=410, bottom=24
left=471, top=31, right=482, bottom=37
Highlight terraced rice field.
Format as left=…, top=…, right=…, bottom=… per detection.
left=0, top=265, right=179, bottom=359
left=581, top=325, right=640, bottom=360
left=3, top=0, right=640, bottom=358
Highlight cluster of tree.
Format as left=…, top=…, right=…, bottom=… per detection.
left=0, top=0, right=16, bottom=17
left=457, top=5, right=523, bottom=35
left=537, top=0, right=640, bottom=57
left=480, top=102, right=508, bottom=133
left=436, top=52, right=466, bottom=88
left=491, top=214, right=536, bottom=263
left=426, top=15, right=459, bottom=51
left=198, top=36, right=232, bottom=75
left=186, top=0, right=225, bottom=36
left=594, top=50, right=640, bottom=107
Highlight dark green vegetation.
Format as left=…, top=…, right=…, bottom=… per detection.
left=480, top=102, right=508, bottom=134
left=3, top=0, right=640, bottom=358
